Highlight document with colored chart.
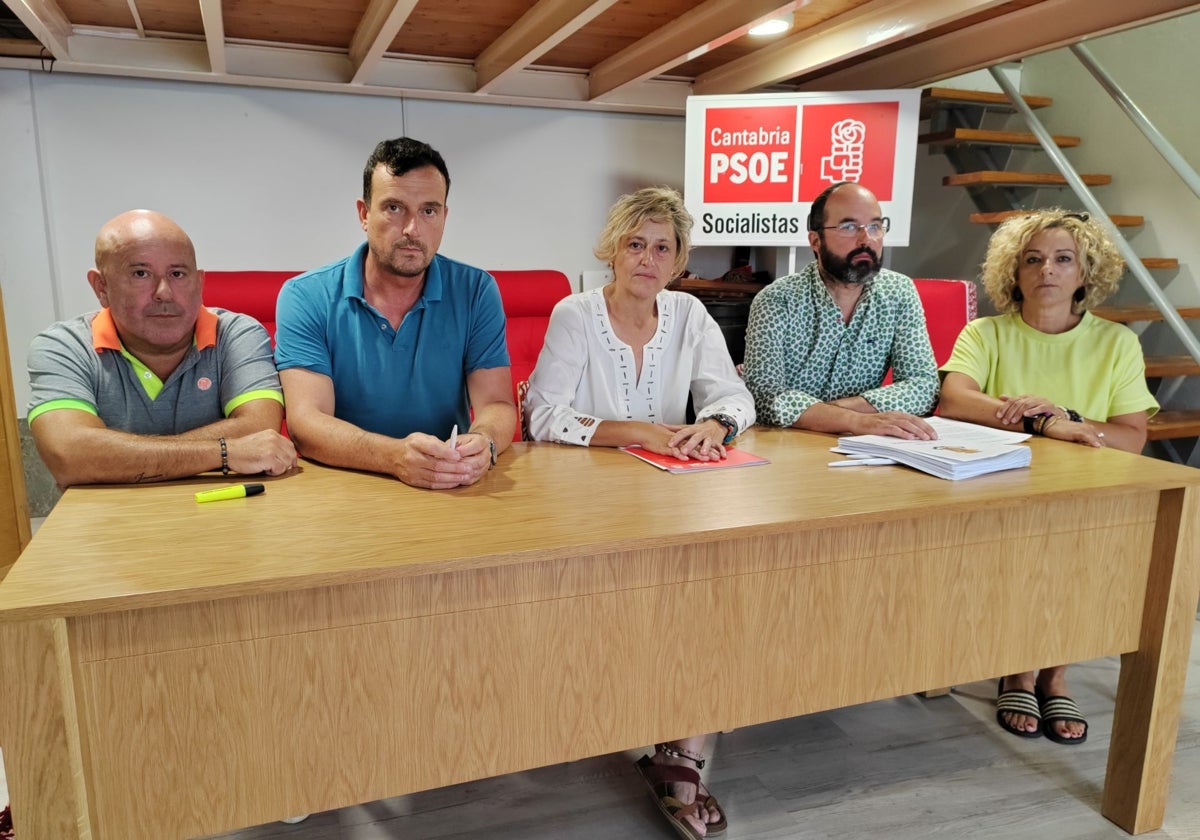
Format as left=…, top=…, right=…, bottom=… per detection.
left=837, top=416, right=1031, bottom=480
left=621, top=446, right=770, bottom=473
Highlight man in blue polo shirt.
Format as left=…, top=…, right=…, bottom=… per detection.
left=275, top=137, right=516, bottom=489
left=27, top=209, right=297, bottom=486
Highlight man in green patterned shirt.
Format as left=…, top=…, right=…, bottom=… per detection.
left=743, top=182, right=938, bottom=439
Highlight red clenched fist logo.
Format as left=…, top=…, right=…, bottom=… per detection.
left=799, top=101, right=899, bottom=200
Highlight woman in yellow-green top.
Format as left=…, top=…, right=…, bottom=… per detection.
left=939, top=208, right=1158, bottom=746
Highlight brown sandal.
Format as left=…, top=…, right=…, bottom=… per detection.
left=635, top=754, right=727, bottom=838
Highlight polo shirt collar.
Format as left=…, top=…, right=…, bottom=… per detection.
left=342, top=241, right=444, bottom=304
left=91, top=306, right=218, bottom=352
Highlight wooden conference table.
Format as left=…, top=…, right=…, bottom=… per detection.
left=0, top=429, right=1197, bottom=839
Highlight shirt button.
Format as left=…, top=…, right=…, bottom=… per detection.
left=143, top=371, right=151, bottom=378
left=380, top=323, right=387, bottom=330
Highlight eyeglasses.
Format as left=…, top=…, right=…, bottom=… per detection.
left=820, top=218, right=890, bottom=239
left=1061, top=212, right=1090, bottom=222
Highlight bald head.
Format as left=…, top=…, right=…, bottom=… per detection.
left=807, top=182, right=878, bottom=233
left=87, top=209, right=204, bottom=360
left=94, top=210, right=196, bottom=275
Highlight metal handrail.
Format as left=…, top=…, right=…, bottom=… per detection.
left=988, top=66, right=1200, bottom=367
left=1070, top=43, right=1200, bottom=202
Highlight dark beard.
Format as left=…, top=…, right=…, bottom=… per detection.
left=818, top=241, right=881, bottom=286
left=372, top=239, right=432, bottom=278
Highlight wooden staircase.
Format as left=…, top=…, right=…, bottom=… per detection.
left=922, top=86, right=1200, bottom=455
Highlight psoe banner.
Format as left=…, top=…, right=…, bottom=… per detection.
left=684, top=90, right=921, bottom=247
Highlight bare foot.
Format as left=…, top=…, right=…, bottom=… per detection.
left=650, top=749, right=722, bottom=834
left=1037, top=672, right=1087, bottom=740
left=999, top=673, right=1040, bottom=735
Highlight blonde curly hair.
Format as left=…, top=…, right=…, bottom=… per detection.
left=594, top=186, right=693, bottom=278
left=980, top=209, right=1125, bottom=315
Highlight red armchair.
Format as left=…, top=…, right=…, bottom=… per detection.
left=490, top=270, right=573, bottom=440
left=202, top=270, right=302, bottom=342
left=912, top=277, right=978, bottom=366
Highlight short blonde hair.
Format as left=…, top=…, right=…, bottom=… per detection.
left=594, top=187, right=692, bottom=278
left=980, top=209, right=1124, bottom=315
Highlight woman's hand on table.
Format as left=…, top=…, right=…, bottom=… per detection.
left=1043, top=418, right=1105, bottom=448
left=630, top=421, right=725, bottom=461
left=996, top=393, right=1060, bottom=427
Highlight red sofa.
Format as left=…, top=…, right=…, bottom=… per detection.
left=202, top=268, right=572, bottom=441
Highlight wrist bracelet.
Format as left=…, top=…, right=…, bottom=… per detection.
left=706, top=413, right=738, bottom=445
left=1022, top=414, right=1051, bottom=435
left=1026, top=412, right=1053, bottom=435
left=219, top=437, right=230, bottom=476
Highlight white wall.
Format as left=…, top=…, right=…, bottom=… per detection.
left=0, top=71, right=60, bottom=402
left=0, top=71, right=736, bottom=412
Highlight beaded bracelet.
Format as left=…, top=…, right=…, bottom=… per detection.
left=219, top=437, right=230, bottom=476
left=656, top=742, right=705, bottom=768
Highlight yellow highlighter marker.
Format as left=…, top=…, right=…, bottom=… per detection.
left=195, top=483, right=265, bottom=503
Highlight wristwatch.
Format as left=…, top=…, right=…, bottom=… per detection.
left=706, top=413, right=739, bottom=445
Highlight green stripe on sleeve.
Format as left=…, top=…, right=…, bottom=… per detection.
left=224, top=389, right=285, bottom=417
left=28, top=399, right=99, bottom=423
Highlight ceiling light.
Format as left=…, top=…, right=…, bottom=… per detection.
left=749, top=13, right=793, bottom=36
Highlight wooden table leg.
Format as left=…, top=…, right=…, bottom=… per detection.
left=1102, top=487, right=1200, bottom=834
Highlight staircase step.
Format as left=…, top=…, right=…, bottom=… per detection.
left=1142, top=257, right=1179, bottom=270
left=1145, top=355, right=1200, bottom=377
left=969, top=211, right=1144, bottom=227
left=920, top=128, right=1080, bottom=148
left=921, top=87, right=1052, bottom=118
left=944, top=171, right=1112, bottom=187
left=1093, top=305, right=1200, bottom=323
left=1147, top=409, right=1200, bottom=441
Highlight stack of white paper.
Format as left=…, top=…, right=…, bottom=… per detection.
left=837, top=416, right=1032, bottom=481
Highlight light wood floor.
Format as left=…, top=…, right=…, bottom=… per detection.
left=3, top=621, right=1198, bottom=839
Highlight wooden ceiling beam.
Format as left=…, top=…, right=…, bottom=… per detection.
left=124, top=0, right=145, bottom=37
left=5, top=0, right=72, bottom=59
left=198, top=0, right=225, bottom=75
left=348, top=0, right=419, bottom=86
left=790, top=0, right=1200, bottom=91
left=588, top=0, right=793, bottom=100
left=0, top=38, right=46, bottom=58
left=475, top=0, right=619, bottom=93
left=693, top=0, right=1011, bottom=94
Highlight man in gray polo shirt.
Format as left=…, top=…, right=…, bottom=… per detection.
left=27, top=209, right=296, bottom=486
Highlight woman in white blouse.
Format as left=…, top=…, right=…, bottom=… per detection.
left=526, top=187, right=754, bottom=461
left=525, top=187, right=752, bottom=839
